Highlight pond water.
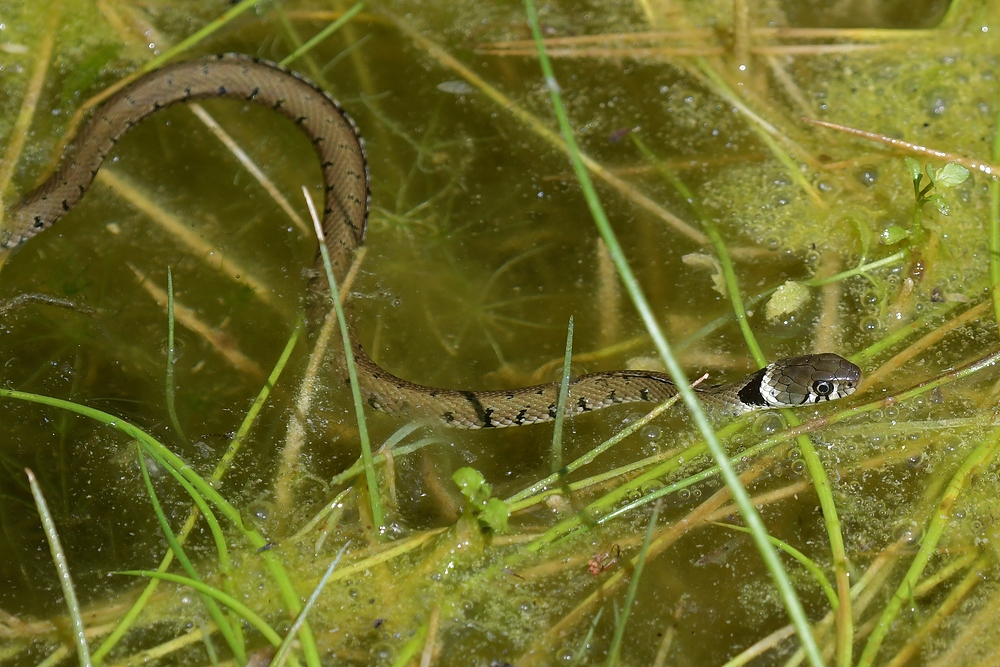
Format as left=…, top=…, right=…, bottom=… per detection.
left=2, top=0, right=999, bottom=665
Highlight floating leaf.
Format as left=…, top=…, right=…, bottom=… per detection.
left=904, top=157, right=922, bottom=184
left=682, top=253, right=726, bottom=296
left=765, top=281, right=810, bottom=320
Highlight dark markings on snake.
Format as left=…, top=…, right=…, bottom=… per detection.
left=461, top=391, right=490, bottom=427
left=736, top=367, right=770, bottom=408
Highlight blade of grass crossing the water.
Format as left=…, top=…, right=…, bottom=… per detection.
left=215, top=319, right=303, bottom=480
left=605, top=501, right=661, bottom=667
left=165, top=268, right=187, bottom=444
left=135, top=444, right=245, bottom=664
left=551, top=316, right=574, bottom=473
left=139, top=0, right=261, bottom=74
left=710, top=522, right=838, bottom=610
left=990, top=100, right=1000, bottom=333
left=270, top=541, right=351, bottom=667
left=635, top=129, right=854, bottom=665
left=280, top=1, right=367, bottom=69
left=3, top=389, right=322, bottom=667
left=569, top=608, right=604, bottom=667
left=630, top=134, right=764, bottom=365
left=119, top=571, right=284, bottom=647
left=91, top=322, right=302, bottom=663
left=137, top=439, right=245, bottom=651
left=27, top=469, right=92, bottom=667
left=521, top=4, right=823, bottom=665
left=302, top=186, right=385, bottom=538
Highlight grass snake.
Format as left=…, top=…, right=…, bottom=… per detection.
left=1, top=54, right=862, bottom=429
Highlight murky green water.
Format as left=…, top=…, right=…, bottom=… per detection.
left=2, top=0, right=1000, bottom=665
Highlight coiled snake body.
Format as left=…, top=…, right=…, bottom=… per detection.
left=2, top=54, right=862, bottom=429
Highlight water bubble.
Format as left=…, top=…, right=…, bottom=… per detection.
left=892, top=519, right=922, bottom=545
left=859, top=316, right=881, bottom=333
left=856, top=166, right=879, bottom=186
left=754, top=412, right=784, bottom=435
left=248, top=500, right=274, bottom=522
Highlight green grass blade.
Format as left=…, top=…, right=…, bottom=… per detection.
left=605, top=502, right=660, bottom=667
left=390, top=620, right=430, bottom=667
left=165, top=267, right=187, bottom=444
left=118, top=570, right=283, bottom=646
left=990, top=104, right=1000, bottom=332
left=270, top=540, right=351, bottom=667
left=710, top=522, right=838, bottom=610
left=90, top=322, right=301, bottom=662
left=0, top=379, right=317, bottom=665
left=26, top=469, right=92, bottom=667
left=506, top=390, right=685, bottom=508
left=691, top=58, right=824, bottom=208
left=140, top=0, right=261, bottom=73
left=280, top=1, right=367, bottom=68
left=521, top=3, right=823, bottom=664
left=135, top=445, right=244, bottom=664
left=214, top=320, right=303, bottom=481
left=569, top=607, right=604, bottom=667
left=137, top=439, right=244, bottom=649
left=302, top=186, right=385, bottom=537
left=551, top=316, right=574, bottom=473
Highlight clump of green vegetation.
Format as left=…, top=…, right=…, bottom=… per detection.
left=5, top=0, right=1000, bottom=666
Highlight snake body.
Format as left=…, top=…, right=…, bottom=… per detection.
left=3, top=54, right=862, bottom=429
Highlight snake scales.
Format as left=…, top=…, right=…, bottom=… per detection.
left=2, top=54, right=862, bottom=429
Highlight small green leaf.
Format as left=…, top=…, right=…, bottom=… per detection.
left=924, top=163, right=936, bottom=186
left=452, top=467, right=487, bottom=504
left=904, top=157, right=922, bottom=183
left=480, top=498, right=510, bottom=533
left=933, top=162, right=970, bottom=188
left=880, top=225, right=909, bottom=245
left=933, top=196, right=951, bottom=216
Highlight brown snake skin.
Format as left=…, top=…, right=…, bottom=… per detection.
left=2, top=54, right=862, bottom=429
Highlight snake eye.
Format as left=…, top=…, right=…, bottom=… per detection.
left=813, top=380, right=834, bottom=397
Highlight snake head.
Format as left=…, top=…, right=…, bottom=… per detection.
left=757, top=353, right=862, bottom=408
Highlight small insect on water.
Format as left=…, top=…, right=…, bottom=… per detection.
left=588, top=543, right=622, bottom=575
